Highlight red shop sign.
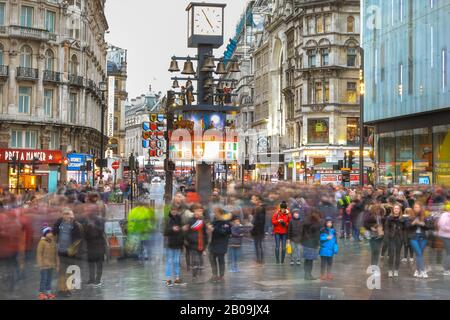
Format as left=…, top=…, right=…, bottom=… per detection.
left=0, top=149, right=63, bottom=164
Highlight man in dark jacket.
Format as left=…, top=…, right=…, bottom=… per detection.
left=350, top=198, right=365, bottom=242
left=83, top=206, right=106, bottom=287
left=288, top=209, right=303, bottom=265
left=53, top=208, right=84, bottom=297
left=164, top=209, right=184, bottom=286
left=250, top=195, right=266, bottom=265
left=208, top=207, right=232, bottom=283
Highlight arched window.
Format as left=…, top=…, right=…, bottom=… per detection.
left=20, top=45, right=33, bottom=68
left=45, top=50, right=54, bottom=71
left=0, top=43, right=4, bottom=66
left=69, top=55, right=78, bottom=75
left=347, top=16, right=355, bottom=33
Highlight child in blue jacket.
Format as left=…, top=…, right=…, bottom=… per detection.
left=320, top=217, right=339, bottom=281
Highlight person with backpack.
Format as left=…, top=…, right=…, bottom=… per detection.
left=272, top=201, right=292, bottom=264
left=288, top=209, right=303, bottom=266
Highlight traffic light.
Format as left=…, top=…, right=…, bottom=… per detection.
left=223, top=39, right=238, bottom=63
left=165, top=160, right=175, bottom=172
left=300, top=161, right=306, bottom=170
left=31, top=157, right=39, bottom=174
left=348, top=151, right=355, bottom=170
left=86, top=160, right=92, bottom=172
left=342, top=169, right=351, bottom=183
left=11, top=156, right=17, bottom=173
left=63, top=157, right=69, bottom=167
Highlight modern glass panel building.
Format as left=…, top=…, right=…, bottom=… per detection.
left=363, top=0, right=450, bottom=186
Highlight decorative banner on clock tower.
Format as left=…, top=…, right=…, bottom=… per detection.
left=107, top=76, right=115, bottom=138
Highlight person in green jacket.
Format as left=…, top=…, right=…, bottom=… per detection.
left=127, top=200, right=157, bottom=260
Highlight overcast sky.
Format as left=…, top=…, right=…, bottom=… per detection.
left=105, top=0, right=248, bottom=100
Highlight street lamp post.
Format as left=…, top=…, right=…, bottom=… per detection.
left=359, top=48, right=365, bottom=187
left=99, top=81, right=108, bottom=184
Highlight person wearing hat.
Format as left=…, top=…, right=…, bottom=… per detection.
left=36, top=224, right=59, bottom=300
left=272, top=201, right=292, bottom=264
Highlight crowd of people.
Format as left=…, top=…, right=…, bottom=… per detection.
left=1, top=181, right=450, bottom=299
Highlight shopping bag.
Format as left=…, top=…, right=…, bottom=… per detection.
left=286, top=242, right=292, bottom=255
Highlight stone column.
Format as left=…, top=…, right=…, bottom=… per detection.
left=36, top=47, right=45, bottom=117
left=59, top=127, right=71, bottom=184
left=0, top=123, right=10, bottom=187
left=8, top=48, right=18, bottom=113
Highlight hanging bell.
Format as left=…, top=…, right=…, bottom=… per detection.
left=230, top=81, right=237, bottom=90
left=203, top=77, right=213, bottom=88
left=229, top=61, right=240, bottom=73
left=200, top=56, right=216, bottom=72
left=172, top=79, right=179, bottom=89
left=215, top=61, right=227, bottom=75
left=181, top=58, right=196, bottom=75
left=168, top=58, right=180, bottom=72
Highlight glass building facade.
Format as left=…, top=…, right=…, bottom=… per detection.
left=363, top=0, right=450, bottom=186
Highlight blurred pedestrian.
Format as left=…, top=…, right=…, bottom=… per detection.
left=301, top=210, right=322, bottom=280
left=208, top=206, right=232, bottom=283
left=438, top=206, right=450, bottom=276
left=250, top=195, right=266, bottom=265
left=164, top=203, right=184, bottom=287
left=229, top=216, right=246, bottom=273
left=287, top=209, right=303, bottom=266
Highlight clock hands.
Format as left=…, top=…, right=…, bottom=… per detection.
left=201, top=9, right=214, bottom=30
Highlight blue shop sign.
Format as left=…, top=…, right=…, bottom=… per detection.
left=67, top=153, right=93, bottom=171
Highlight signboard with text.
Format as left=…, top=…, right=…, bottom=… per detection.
left=0, top=149, right=62, bottom=164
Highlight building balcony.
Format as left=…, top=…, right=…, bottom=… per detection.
left=43, top=70, right=62, bottom=83
left=68, top=74, right=85, bottom=87
left=17, top=67, right=39, bottom=81
left=87, top=79, right=96, bottom=92
left=9, top=25, right=56, bottom=42
left=0, top=65, right=8, bottom=78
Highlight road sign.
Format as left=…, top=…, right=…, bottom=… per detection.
left=112, top=161, right=120, bottom=170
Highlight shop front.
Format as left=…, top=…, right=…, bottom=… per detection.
left=376, top=124, right=450, bottom=186
left=0, top=148, right=63, bottom=193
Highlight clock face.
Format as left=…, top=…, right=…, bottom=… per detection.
left=193, top=6, right=223, bottom=36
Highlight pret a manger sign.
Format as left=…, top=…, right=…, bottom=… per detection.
left=0, top=149, right=63, bottom=164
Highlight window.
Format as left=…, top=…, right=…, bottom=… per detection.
left=20, top=6, right=34, bottom=28
left=347, top=48, right=357, bottom=67
left=308, top=50, right=316, bottom=67
left=49, top=131, right=60, bottom=150
left=307, top=17, right=314, bottom=34
left=18, top=87, right=31, bottom=114
left=69, top=93, right=77, bottom=123
left=0, top=2, right=5, bottom=26
left=347, top=16, right=355, bottom=33
left=321, top=49, right=329, bottom=66
left=315, top=82, right=322, bottom=103
left=69, top=55, right=78, bottom=75
left=20, top=46, right=33, bottom=68
left=45, top=11, right=56, bottom=33
left=324, top=14, right=331, bottom=33
left=45, top=50, right=54, bottom=71
left=308, top=119, right=329, bottom=144
left=347, top=82, right=357, bottom=103
left=44, top=89, right=53, bottom=117
left=325, top=82, right=330, bottom=102
left=316, top=15, right=323, bottom=33
left=347, top=118, right=359, bottom=146
left=10, top=130, right=37, bottom=149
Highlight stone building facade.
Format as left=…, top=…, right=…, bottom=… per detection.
left=250, top=0, right=370, bottom=183
left=0, top=0, right=108, bottom=191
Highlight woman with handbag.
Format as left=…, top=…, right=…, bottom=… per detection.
left=271, top=201, right=291, bottom=264
left=319, top=217, right=339, bottom=281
